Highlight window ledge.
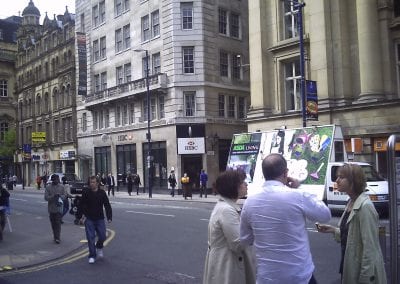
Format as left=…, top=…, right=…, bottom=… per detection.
left=267, top=35, right=309, bottom=53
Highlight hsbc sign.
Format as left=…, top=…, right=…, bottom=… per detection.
left=178, top=138, right=205, bottom=154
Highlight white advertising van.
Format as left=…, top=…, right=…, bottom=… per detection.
left=226, top=125, right=388, bottom=214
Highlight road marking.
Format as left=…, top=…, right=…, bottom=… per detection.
left=175, top=272, right=196, bottom=279
left=0, top=229, right=116, bottom=276
left=126, top=210, right=175, bottom=217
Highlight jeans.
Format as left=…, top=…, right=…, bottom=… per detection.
left=108, top=185, right=115, bottom=196
left=0, top=210, right=6, bottom=241
left=85, top=218, right=106, bottom=258
left=49, top=212, right=62, bottom=240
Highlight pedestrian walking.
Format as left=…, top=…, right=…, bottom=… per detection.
left=36, top=175, right=42, bottom=189
left=61, top=176, right=73, bottom=224
left=203, top=170, right=255, bottom=284
left=199, top=169, right=208, bottom=198
left=240, top=154, right=331, bottom=283
left=12, top=175, right=17, bottom=187
left=0, top=185, right=10, bottom=241
left=80, top=176, right=112, bottom=264
left=127, top=174, right=133, bottom=196
left=168, top=168, right=177, bottom=197
left=44, top=174, right=67, bottom=244
left=181, top=173, right=191, bottom=200
left=133, top=172, right=141, bottom=195
left=106, top=173, right=116, bottom=196
left=317, top=163, right=387, bottom=284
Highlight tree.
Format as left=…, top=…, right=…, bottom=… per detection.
left=0, top=130, right=17, bottom=175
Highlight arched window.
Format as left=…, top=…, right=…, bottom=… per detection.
left=44, top=92, right=49, bottom=113
left=66, top=84, right=71, bottom=106
left=36, top=94, right=41, bottom=115
left=60, top=86, right=65, bottom=108
left=53, top=89, right=58, bottom=110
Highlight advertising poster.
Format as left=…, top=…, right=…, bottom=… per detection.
left=227, top=126, right=335, bottom=198
left=306, top=80, right=318, bottom=121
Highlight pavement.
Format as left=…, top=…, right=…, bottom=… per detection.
left=0, top=184, right=219, bottom=273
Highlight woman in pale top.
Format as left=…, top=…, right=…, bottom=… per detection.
left=317, top=164, right=387, bottom=284
left=203, top=170, right=255, bottom=284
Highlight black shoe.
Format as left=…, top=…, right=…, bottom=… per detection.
left=61, top=220, right=64, bottom=224
left=54, top=239, right=60, bottom=244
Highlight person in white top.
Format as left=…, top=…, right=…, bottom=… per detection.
left=240, top=153, right=331, bottom=284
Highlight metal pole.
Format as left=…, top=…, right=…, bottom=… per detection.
left=20, top=105, right=24, bottom=190
left=296, top=0, right=307, bottom=127
left=145, top=50, right=152, bottom=198
left=387, top=135, right=399, bottom=284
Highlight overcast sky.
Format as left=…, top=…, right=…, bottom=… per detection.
left=0, top=0, right=75, bottom=22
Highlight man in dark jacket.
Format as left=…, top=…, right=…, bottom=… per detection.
left=80, top=176, right=112, bottom=264
left=0, top=185, right=10, bottom=241
left=44, top=174, right=67, bottom=244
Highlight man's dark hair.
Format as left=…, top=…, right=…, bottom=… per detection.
left=262, top=154, right=287, bottom=180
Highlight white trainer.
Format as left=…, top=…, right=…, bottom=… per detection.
left=97, top=249, right=104, bottom=258
left=88, top=257, right=95, bottom=264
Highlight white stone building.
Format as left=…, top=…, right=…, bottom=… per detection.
left=247, top=0, right=400, bottom=176
left=75, top=0, right=249, bottom=191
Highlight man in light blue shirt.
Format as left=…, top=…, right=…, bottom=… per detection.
left=240, top=153, right=331, bottom=284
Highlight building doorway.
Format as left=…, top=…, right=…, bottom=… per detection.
left=181, top=155, right=202, bottom=191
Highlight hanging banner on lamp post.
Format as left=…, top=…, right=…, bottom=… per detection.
left=306, top=80, right=318, bottom=121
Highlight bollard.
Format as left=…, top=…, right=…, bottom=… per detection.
left=379, top=226, right=386, bottom=263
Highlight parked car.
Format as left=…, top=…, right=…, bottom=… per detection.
left=47, top=173, right=87, bottom=194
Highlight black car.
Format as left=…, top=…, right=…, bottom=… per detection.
left=47, top=173, right=87, bottom=194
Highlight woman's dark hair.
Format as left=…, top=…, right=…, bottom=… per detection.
left=215, top=169, right=246, bottom=199
left=61, top=176, right=67, bottom=184
left=338, top=163, right=366, bottom=195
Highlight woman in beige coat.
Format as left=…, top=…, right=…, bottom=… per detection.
left=317, top=164, right=387, bottom=284
left=203, top=170, right=255, bottom=284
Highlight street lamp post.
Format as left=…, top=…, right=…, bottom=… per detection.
left=19, top=105, right=25, bottom=190
left=294, top=0, right=307, bottom=127
left=134, top=49, right=152, bottom=198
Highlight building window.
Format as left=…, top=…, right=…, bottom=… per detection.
left=183, top=47, right=194, bottom=74
left=99, top=110, right=104, bottom=129
left=129, top=103, right=135, bottom=124
left=93, top=39, right=99, bottom=61
left=181, top=2, right=193, bottom=30
left=123, top=24, right=131, bottom=49
left=0, top=80, right=7, bottom=97
left=284, top=60, right=301, bottom=111
left=95, top=146, right=111, bottom=176
left=230, top=13, right=240, bottom=38
left=238, top=97, right=245, bottom=119
left=82, top=113, right=87, bottom=131
left=142, top=15, right=150, bottom=41
left=94, top=74, right=100, bottom=92
left=124, top=0, right=130, bottom=12
left=232, top=55, right=241, bottom=79
left=152, top=52, right=161, bottom=74
left=115, top=28, right=122, bottom=52
left=220, top=51, right=228, bottom=77
left=92, top=4, right=99, bottom=27
left=218, top=94, right=225, bottom=117
left=115, top=0, right=123, bottom=16
left=101, top=72, right=107, bottom=90
left=228, top=95, right=235, bottom=118
left=105, top=109, right=110, bottom=128
left=184, top=91, right=196, bottom=117
left=122, top=104, right=128, bottom=125
left=116, top=66, right=123, bottom=85
left=115, top=106, right=121, bottom=126
left=124, top=63, right=131, bottom=82
left=99, top=1, right=106, bottom=23
left=150, top=98, right=156, bottom=120
left=0, top=122, right=8, bottom=142
left=92, top=111, right=98, bottom=130
left=143, top=98, right=148, bottom=121
left=142, top=56, right=150, bottom=77
left=159, top=96, right=165, bottom=119
left=100, top=36, right=106, bottom=59
left=152, top=10, right=160, bottom=37
left=283, top=1, right=299, bottom=39
left=219, top=8, right=227, bottom=35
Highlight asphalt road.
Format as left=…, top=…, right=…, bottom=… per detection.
left=0, top=190, right=391, bottom=284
